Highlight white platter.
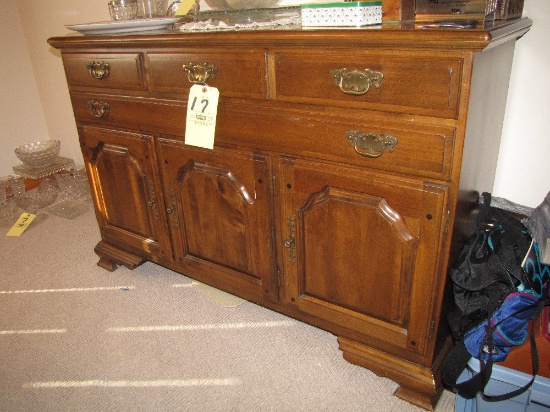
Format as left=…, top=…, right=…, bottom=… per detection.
left=66, top=17, right=182, bottom=35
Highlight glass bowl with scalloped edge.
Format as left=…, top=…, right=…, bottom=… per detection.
left=15, top=140, right=61, bottom=167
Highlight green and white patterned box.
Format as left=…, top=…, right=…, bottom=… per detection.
left=301, top=1, right=382, bottom=27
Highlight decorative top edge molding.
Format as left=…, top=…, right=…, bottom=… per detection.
left=48, top=18, right=532, bottom=53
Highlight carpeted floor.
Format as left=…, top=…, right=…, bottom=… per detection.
left=0, top=208, right=457, bottom=411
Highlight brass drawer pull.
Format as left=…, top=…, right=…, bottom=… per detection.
left=331, top=68, right=383, bottom=95
left=87, top=101, right=110, bottom=118
left=86, top=61, right=110, bottom=80
left=346, top=130, right=398, bottom=158
left=182, top=62, right=218, bottom=84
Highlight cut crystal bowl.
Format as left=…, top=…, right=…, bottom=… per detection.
left=15, top=140, right=61, bottom=167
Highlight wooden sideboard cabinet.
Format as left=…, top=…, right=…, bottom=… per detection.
left=49, top=19, right=531, bottom=410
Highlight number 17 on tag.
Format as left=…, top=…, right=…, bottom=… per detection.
left=185, top=84, right=220, bottom=150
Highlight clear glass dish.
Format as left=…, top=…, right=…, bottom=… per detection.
left=205, top=0, right=280, bottom=11
left=0, top=176, right=24, bottom=227
left=109, top=0, right=138, bottom=20
left=15, top=140, right=61, bottom=167
left=179, top=6, right=301, bottom=30
left=15, top=177, right=59, bottom=213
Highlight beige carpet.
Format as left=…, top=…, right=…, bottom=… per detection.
left=0, top=208, right=457, bottom=412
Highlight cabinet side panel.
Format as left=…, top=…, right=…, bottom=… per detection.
left=459, top=41, right=517, bottom=203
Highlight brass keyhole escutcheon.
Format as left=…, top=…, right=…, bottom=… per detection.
left=284, top=215, right=296, bottom=264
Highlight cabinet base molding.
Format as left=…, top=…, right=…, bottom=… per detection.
left=338, top=336, right=444, bottom=411
left=94, top=241, right=145, bottom=272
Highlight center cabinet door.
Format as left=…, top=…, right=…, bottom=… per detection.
left=278, top=157, right=449, bottom=361
left=157, top=139, right=277, bottom=302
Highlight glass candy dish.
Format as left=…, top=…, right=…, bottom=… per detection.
left=15, top=140, right=61, bottom=167
left=179, top=6, right=301, bottom=30
left=13, top=157, right=75, bottom=180
left=109, top=0, right=139, bottom=20
left=15, top=177, right=59, bottom=214
left=0, top=176, right=24, bottom=227
left=47, top=167, right=91, bottom=219
left=46, top=199, right=90, bottom=219
left=54, top=167, right=90, bottom=201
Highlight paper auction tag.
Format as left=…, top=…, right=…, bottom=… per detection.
left=6, top=213, right=37, bottom=236
left=175, top=0, right=196, bottom=15
left=185, top=84, right=219, bottom=150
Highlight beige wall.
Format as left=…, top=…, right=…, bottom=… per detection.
left=10, top=0, right=111, bottom=174
left=493, top=0, right=550, bottom=207
left=3, top=0, right=549, bottom=207
left=0, top=0, right=50, bottom=175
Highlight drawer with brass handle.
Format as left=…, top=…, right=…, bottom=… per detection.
left=71, top=93, right=186, bottom=136
left=274, top=53, right=462, bottom=119
left=62, top=53, right=145, bottom=90
left=146, top=52, right=267, bottom=99
left=87, top=100, right=110, bottom=118
left=215, top=104, right=456, bottom=180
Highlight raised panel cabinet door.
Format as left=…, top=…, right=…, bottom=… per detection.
left=279, top=158, right=449, bottom=362
left=79, top=126, right=171, bottom=259
left=157, top=139, right=277, bottom=301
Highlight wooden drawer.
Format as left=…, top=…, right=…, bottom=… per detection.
left=146, top=52, right=267, bottom=99
left=71, top=92, right=454, bottom=180
left=217, top=105, right=455, bottom=180
left=70, top=93, right=185, bottom=135
left=62, top=53, right=145, bottom=90
left=274, top=53, right=462, bottom=118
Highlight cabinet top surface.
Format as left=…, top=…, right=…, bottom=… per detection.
left=48, top=18, right=531, bottom=52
